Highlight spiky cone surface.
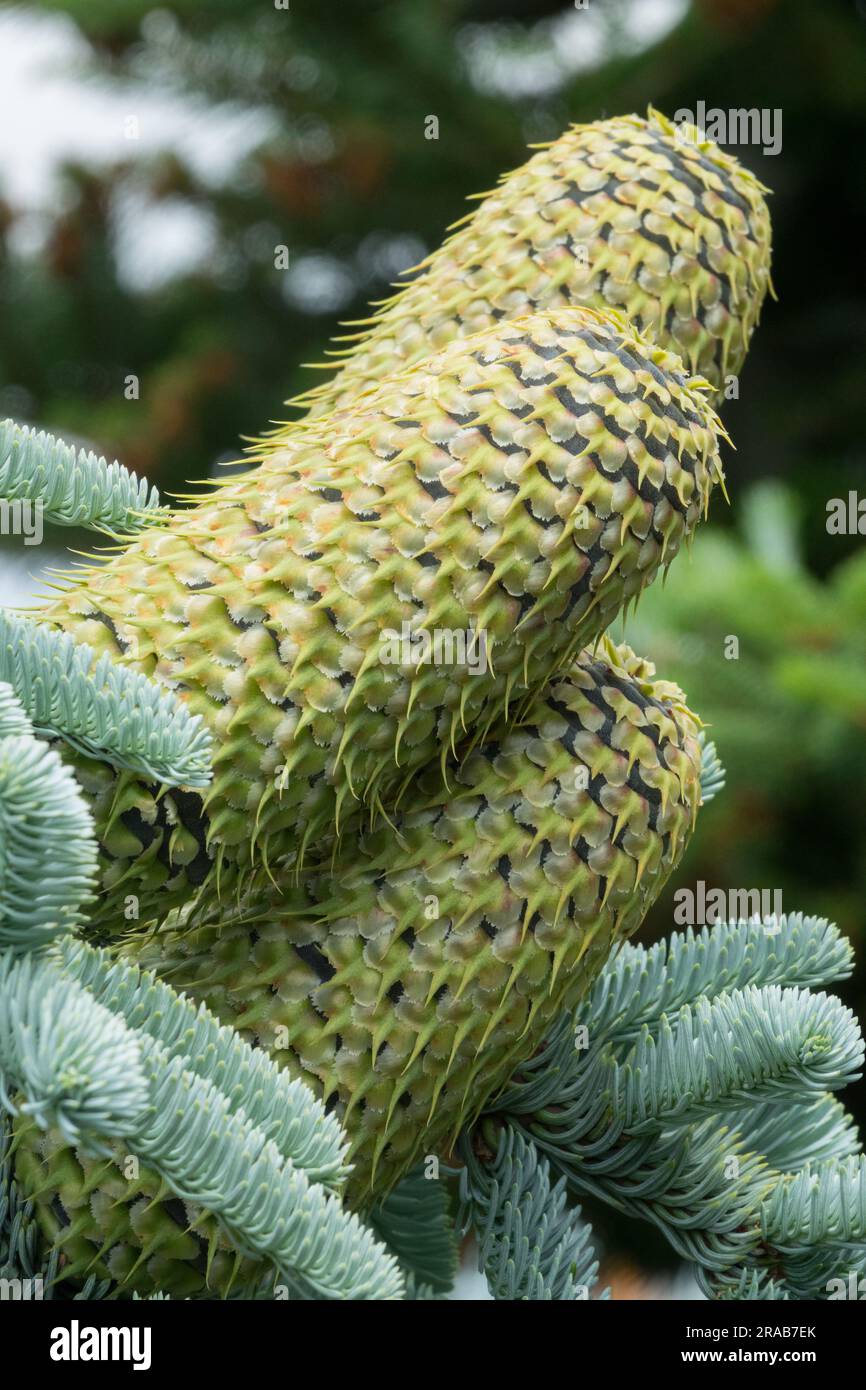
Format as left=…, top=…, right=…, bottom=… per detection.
left=13, top=640, right=703, bottom=1297
left=289, top=108, right=771, bottom=420
left=43, top=308, right=722, bottom=929
left=11, top=1117, right=265, bottom=1299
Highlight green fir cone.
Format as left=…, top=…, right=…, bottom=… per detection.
left=10, top=1118, right=265, bottom=1299
left=12, top=638, right=704, bottom=1298
left=43, top=308, right=722, bottom=928
left=0, top=105, right=775, bottom=1303
left=291, top=107, right=771, bottom=419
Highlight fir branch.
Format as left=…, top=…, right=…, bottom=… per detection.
left=0, top=681, right=33, bottom=738
left=487, top=1010, right=577, bottom=1118
left=495, top=918, right=856, bottom=1119
left=458, top=1126, right=605, bottom=1301
left=0, top=944, right=402, bottom=1299
left=0, top=611, right=212, bottom=787
left=0, top=951, right=149, bottom=1148
left=768, top=1240, right=866, bottom=1301
left=0, top=688, right=99, bottom=949
left=763, top=1156, right=866, bottom=1247
left=514, top=1067, right=775, bottom=1271
left=489, top=914, right=866, bottom=1295
left=130, top=1041, right=404, bottom=1299
left=698, top=732, right=725, bottom=804
left=701, top=1266, right=791, bottom=1300
left=503, top=986, right=861, bottom=1184
left=710, top=1171, right=866, bottom=1302
left=63, top=937, right=350, bottom=1191
left=488, top=932, right=865, bottom=1282
left=578, top=914, right=852, bottom=1055
left=620, top=985, right=864, bottom=1131
left=0, top=418, right=163, bottom=534
left=727, top=1093, right=860, bottom=1173
left=367, top=1167, right=458, bottom=1294
left=0, top=693, right=396, bottom=1299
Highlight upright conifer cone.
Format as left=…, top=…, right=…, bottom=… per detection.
left=13, top=640, right=703, bottom=1294
left=292, top=107, right=771, bottom=420
left=45, top=308, right=722, bottom=924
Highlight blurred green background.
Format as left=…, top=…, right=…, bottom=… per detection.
left=1, top=0, right=865, bottom=1293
